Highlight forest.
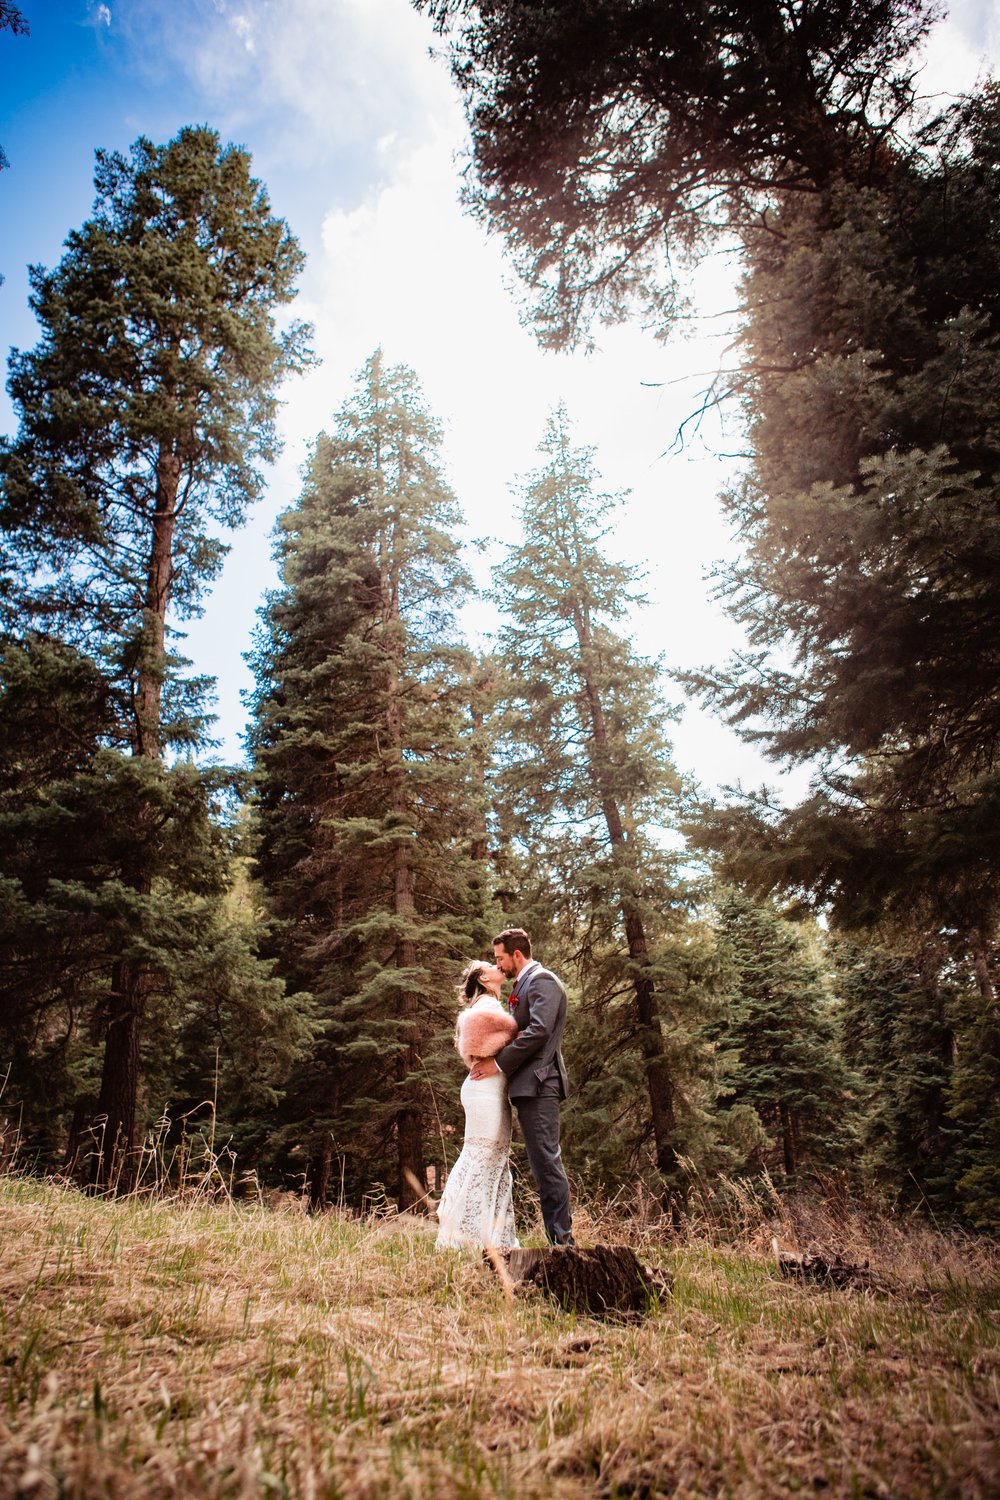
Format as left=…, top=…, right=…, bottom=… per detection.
left=2, top=0, right=999, bottom=1238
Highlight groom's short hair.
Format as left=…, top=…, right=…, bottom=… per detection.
left=493, top=927, right=531, bottom=959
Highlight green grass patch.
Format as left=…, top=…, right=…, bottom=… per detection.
left=0, top=1175, right=997, bottom=1497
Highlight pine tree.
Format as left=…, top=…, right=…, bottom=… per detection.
left=712, top=891, right=857, bottom=1182
left=687, top=100, right=1000, bottom=946
left=248, top=352, right=491, bottom=1209
left=831, top=933, right=1000, bottom=1225
left=0, top=634, right=114, bottom=1158
left=833, top=938, right=958, bottom=1212
left=419, top=4, right=1000, bottom=1204
left=493, top=407, right=711, bottom=1203
left=0, top=126, right=311, bottom=1180
left=0, top=632, right=313, bottom=1177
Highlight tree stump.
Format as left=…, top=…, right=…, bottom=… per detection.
left=488, top=1244, right=672, bottom=1319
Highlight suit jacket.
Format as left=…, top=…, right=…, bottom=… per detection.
left=495, top=962, right=570, bottom=1100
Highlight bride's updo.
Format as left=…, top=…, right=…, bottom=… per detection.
left=457, top=960, right=493, bottom=1005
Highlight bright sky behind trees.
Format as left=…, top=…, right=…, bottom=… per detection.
left=2, top=0, right=997, bottom=792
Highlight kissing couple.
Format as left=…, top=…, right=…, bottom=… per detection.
left=434, top=927, right=575, bottom=1251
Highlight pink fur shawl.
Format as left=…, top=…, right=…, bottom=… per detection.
left=455, top=996, right=519, bottom=1069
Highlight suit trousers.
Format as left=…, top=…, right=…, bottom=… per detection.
left=515, top=1082, right=573, bottom=1245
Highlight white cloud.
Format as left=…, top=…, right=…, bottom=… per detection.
left=120, top=0, right=452, bottom=175
left=181, top=0, right=998, bottom=793
left=231, top=13, right=255, bottom=52
left=190, top=95, right=762, bottom=783
left=916, top=0, right=999, bottom=98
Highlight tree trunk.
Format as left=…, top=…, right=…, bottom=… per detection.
left=971, top=934, right=999, bottom=1019
left=309, top=1134, right=334, bottom=1211
left=385, top=544, right=426, bottom=1213
left=63, top=1094, right=98, bottom=1176
left=573, top=610, right=680, bottom=1189
left=92, top=957, right=148, bottom=1187
left=469, top=682, right=490, bottom=864
left=779, top=1099, right=797, bottom=1178
left=630, top=928, right=680, bottom=1180
left=920, top=943, right=957, bottom=1066
left=134, top=446, right=178, bottom=760
left=93, top=444, right=178, bottom=1189
left=391, top=789, right=426, bottom=1209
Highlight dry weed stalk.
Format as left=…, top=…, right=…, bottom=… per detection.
left=0, top=1173, right=997, bottom=1499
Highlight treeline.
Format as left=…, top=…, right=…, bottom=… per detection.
left=2, top=0, right=1000, bottom=1230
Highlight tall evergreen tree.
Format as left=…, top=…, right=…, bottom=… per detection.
left=0, top=633, right=311, bottom=1176
left=686, top=93, right=1000, bottom=949
left=0, top=126, right=311, bottom=1180
left=833, top=937, right=957, bottom=1212
left=832, top=934, right=1000, bottom=1226
left=712, top=890, right=856, bottom=1181
left=248, top=352, right=491, bottom=1209
left=493, top=407, right=710, bottom=1202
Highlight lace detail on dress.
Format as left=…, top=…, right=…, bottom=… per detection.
left=435, top=1073, right=518, bottom=1253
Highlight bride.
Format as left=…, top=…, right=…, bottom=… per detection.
left=435, top=959, right=520, bottom=1252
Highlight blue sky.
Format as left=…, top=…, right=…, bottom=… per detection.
left=2, top=0, right=998, bottom=788
left=1, top=1, right=427, bottom=390
left=3, top=7, right=206, bottom=354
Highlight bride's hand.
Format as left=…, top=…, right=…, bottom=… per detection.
left=469, top=1058, right=501, bottom=1081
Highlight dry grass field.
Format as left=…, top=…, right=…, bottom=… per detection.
left=0, top=1173, right=998, bottom=1498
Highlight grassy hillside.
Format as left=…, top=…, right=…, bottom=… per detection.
left=0, top=1176, right=997, bottom=1498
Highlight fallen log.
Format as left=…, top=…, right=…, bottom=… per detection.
left=488, top=1244, right=672, bottom=1318
left=771, top=1237, right=889, bottom=1293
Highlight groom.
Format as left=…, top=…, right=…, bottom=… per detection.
left=470, top=927, right=574, bottom=1245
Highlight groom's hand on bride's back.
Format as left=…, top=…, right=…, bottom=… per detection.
left=469, top=1058, right=501, bottom=1080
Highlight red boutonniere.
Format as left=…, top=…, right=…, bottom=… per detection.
left=506, top=991, right=519, bottom=1012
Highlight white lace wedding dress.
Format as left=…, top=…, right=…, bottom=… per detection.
left=435, top=1070, right=519, bottom=1252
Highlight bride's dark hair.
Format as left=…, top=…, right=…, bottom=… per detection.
left=457, top=959, right=492, bottom=1005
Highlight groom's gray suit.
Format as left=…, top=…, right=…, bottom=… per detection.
left=494, top=960, right=573, bottom=1244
